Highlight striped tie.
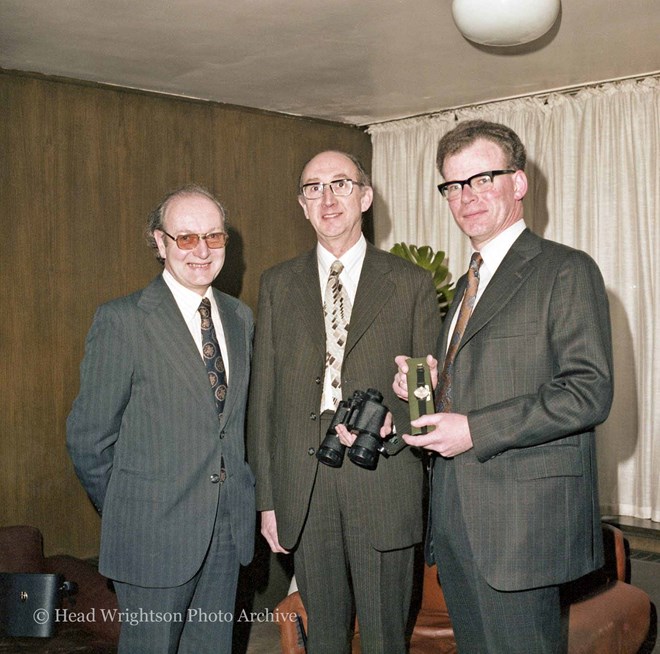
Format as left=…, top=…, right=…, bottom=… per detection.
left=436, top=252, right=483, bottom=413
left=322, top=260, right=352, bottom=409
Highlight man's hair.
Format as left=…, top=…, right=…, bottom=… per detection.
left=436, top=120, right=527, bottom=177
left=145, top=184, right=227, bottom=264
left=297, top=151, right=371, bottom=193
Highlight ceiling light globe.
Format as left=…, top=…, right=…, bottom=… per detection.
left=451, top=0, right=561, bottom=46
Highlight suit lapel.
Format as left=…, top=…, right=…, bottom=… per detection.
left=281, top=244, right=396, bottom=358
left=345, top=245, right=394, bottom=356
left=138, top=276, right=218, bottom=417
left=460, top=229, right=542, bottom=348
left=287, top=249, right=326, bottom=359
left=214, top=290, right=246, bottom=428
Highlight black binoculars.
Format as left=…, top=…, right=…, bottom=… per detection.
left=316, top=388, right=390, bottom=471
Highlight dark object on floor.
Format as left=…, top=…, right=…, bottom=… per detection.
left=0, top=572, right=74, bottom=637
left=0, top=526, right=119, bottom=653
left=275, top=523, right=656, bottom=653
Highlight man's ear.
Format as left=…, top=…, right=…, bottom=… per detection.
left=360, top=185, right=374, bottom=213
left=513, top=170, right=528, bottom=200
left=298, top=195, right=310, bottom=220
left=154, top=230, right=168, bottom=260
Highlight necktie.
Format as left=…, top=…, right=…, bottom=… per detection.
left=322, top=260, right=352, bottom=409
left=436, top=252, right=483, bottom=413
left=198, top=298, right=228, bottom=420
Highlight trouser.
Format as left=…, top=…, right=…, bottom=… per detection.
left=295, top=442, right=415, bottom=654
left=114, top=485, right=240, bottom=654
left=431, top=458, right=563, bottom=654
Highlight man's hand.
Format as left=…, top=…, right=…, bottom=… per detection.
left=335, top=411, right=393, bottom=446
left=393, top=354, right=438, bottom=401
left=335, top=423, right=356, bottom=447
left=402, top=412, right=473, bottom=458
left=260, top=510, right=290, bottom=554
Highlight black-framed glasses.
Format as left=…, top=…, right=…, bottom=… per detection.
left=300, top=178, right=362, bottom=200
left=161, top=230, right=229, bottom=250
left=437, top=170, right=516, bottom=200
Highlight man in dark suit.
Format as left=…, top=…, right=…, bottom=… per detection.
left=67, top=185, right=255, bottom=653
left=395, top=121, right=614, bottom=653
left=248, top=151, right=440, bottom=653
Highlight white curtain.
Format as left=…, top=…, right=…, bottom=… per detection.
left=368, top=76, right=660, bottom=522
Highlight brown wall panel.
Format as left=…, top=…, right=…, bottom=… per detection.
left=0, top=70, right=371, bottom=557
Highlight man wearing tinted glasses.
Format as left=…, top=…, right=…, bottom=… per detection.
left=67, top=185, right=255, bottom=653
left=394, top=121, right=613, bottom=652
left=248, top=151, right=440, bottom=653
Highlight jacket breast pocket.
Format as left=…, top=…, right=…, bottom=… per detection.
left=488, top=319, right=539, bottom=340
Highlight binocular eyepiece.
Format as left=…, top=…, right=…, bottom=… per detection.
left=316, top=388, right=389, bottom=471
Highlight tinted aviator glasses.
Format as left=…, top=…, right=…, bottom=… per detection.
left=300, top=178, right=362, bottom=200
left=438, top=170, right=515, bottom=200
left=161, top=230, right=229, bottom=250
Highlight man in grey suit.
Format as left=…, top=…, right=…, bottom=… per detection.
left=67, top=185, right=255, bottom=653
left=248, top=151, right=440, bottom=653
left=395, top=121, right=614, bottom=653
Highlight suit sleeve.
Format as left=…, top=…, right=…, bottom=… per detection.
left=247, top=272, right=276, bottom=510
left=468, top=250, right=613, bottom=461
left=412, top=269, right=443, bottom=364
left=66, top=303, right=133, bottom=512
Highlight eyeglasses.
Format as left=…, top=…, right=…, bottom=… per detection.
left=300, top=178, right=362, bottom=200
left=161, top=230, right=229, bottom=250
left=437, top=170, right=516, bottom=201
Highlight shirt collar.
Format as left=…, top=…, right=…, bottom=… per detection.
left=477, top=220, right=526, bottom=278
left=162, top=269, right=215, bottom=320
left=317, top=233, right=367, bottom=282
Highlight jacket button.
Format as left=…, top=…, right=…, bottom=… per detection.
left=210, top=474, right=221, bottom=484
left=309, top=412, right=317, bottom=421
left=219, top=431, right=225, bottom=440
left=308, top=447, right=315, bottom=456
left=315, top=377, right=321, bottom=384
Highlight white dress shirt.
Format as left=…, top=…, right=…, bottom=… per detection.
left=317, top=234, right=367, bottom=412
left=445, top=220, right=526, bottom=352
left=162, top=269, right=230, bottom=381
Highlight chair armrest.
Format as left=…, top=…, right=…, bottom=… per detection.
left=274, top=591, right=308, bottom=654
left=601, top=523, right=627, bottom=582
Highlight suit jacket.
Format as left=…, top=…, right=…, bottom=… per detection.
left=248, top=242, right=441, bottom=551
left=67, top=275, right=255, bottom=587
left=431, top=229, right=613, bottom=591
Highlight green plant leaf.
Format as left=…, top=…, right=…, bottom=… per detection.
left=390, top=242, right=455, bottom=319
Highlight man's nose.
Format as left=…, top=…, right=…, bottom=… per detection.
left=322, top=185, right=337, bottom=204
left=194, top=237, right=211, bottom=256
left=461, top=183, right=477, bottom=202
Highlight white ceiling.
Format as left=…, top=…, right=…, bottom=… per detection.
left=1, top=0, right=658, bottom=126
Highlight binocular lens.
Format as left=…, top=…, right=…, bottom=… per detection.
left=348, top=434, right=380, bottom=470
left=316, top=441, right=345, bottom=467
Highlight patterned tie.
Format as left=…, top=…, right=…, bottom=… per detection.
left=436, top=252, right=483, bottom=413
left=198, top=298, right=228, bottom=420
left=322, top=260, right=352, bottom=409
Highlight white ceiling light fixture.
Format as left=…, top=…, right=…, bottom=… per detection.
left=451, top=0, right=561, bottom=46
